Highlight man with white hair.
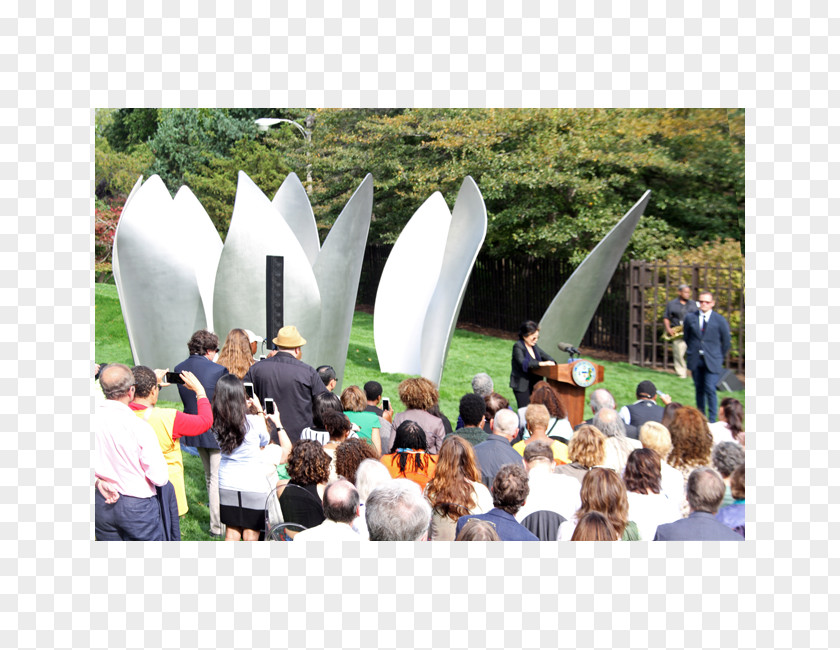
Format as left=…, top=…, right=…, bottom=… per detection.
left=294, top=479, right=361, bottom=541
left=473, top=408, right=525, bottom=489
left=575, top=388, right=637, bottom=439
left=365, top=479, right=432, bottom=541
left=352, top=459, right=392, bottom=539
left=593, top=407, right=641, bottom=474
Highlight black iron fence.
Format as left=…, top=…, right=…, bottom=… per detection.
left=356, top=246, right=745, bottom=374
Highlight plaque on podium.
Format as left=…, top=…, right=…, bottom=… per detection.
left=533, top=360, right=605, bottom=428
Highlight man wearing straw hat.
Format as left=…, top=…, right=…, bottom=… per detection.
left=243, top=325, right=327, bottom=443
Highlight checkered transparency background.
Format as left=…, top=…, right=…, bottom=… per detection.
left=2, top=1, right=832, bottom=648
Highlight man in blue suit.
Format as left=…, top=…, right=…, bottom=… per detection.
left=683, top=291, right=731, bottom=423
left=653, top=467, right=743, bottom=541
left=173, top=329, right=228, bottom=538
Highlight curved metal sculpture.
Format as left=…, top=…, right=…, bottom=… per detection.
left=212, top=171, right=322, bottom=363
left=311, top=174, right=374, bottom=391
left=113, top=170, right=373, bottom=394
left=112, top=175, right=223, bottom=399
left=374, top=176, right=488, bottom=385
left=539, top=190, right=652, bottom=360
left=420, top=177, right=487, bottom=384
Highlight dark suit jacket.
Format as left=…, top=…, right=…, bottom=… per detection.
left=683, top=310, right=731, bottom=375
left=509, top=339, right=556, bottom=393
left=473, top=435, right=524, bottom=489
left=653, top=511, right=743, bottom=541
left=173, top=355, right=229, bottom=448
left=456, top=508, right=539, bottom=541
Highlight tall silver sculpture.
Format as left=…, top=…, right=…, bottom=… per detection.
left=374, top=176, right=487, bottom=386
left=538, top=190, right=652, bottom=359
left=112, top=175, right=223, bottom=400
left=113, top=171, right=373, bottom=393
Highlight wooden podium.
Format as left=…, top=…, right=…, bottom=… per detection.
left=533, top=360, right=605, bottom=428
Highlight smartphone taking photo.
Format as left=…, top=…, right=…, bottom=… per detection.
left=382, top=397, right=391, bottom=412
left=264, top=398, right=276, bottom=415
left=244, top=382, right=255, bottom=399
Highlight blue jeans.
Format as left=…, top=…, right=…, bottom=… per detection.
left=95, top=488, right=164, bottom=541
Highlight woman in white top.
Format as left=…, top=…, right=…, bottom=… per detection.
left=215, top=375, right=290, bottom=541
left=622, top=448, right=681, bottom=540
left=708, top=397, right=745, bottom=447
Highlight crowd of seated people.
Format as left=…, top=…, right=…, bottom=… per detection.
left=95, top=327, right=745, bottom=542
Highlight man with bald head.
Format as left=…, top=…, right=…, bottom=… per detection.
left=293, top=479, right=361, bottom=541
left=575, top=388, right=638, bottom=439
left=95, top=363, right=169, bottom=541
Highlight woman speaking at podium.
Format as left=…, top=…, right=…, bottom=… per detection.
left=509, top=320, right=557, bottom=409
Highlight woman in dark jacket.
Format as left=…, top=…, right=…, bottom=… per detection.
left=509, top=320, right=556, bottom=409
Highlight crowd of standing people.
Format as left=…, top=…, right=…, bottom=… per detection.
left=95, top=310, right=744, bottom=542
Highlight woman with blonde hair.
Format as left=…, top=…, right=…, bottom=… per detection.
left=638, top=420, right=684, bottom=507
left=425, top=435, right=493, bottom=541
left=555, top=424, right=606, bottom=484
left=560, top=467, right=640, bottom=541
left=513, top=403, right=569, bottom=464
left=392, top=377, right=447, bottom=454
left=216, top=328, right=254, bottom=379
left=340, top=385, right=381, bottom=455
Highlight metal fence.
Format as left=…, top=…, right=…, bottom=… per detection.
left=355, top=246, right=745, bottom=374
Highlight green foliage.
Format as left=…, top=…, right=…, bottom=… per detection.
left=95, top=108, right=745, bottom=264
left=148, top=109, right=260, bottom=192
left=103, top=108, right=160, bottom=151
left=185, top=138, right=296, bottom=237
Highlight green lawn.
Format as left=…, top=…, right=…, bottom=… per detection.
left=95, top=282, right=745, bottom=540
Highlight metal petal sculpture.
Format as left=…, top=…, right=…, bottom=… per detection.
left=212, top=171, right=322, bottom=362
left=112, top=175, right=223, bottom=394
left=311, top=174, right=374, bottom=391
left=538, top=190, right=652, bottom=360
left=374, top=176, right=488, bottom=385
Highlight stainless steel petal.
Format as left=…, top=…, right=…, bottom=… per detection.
left=374, top=192, right=451, bottom=375
left=312, top=174, right=374, bottom=392
left=213, top=171, right=321, bottom=362
left=538, top=190, right=651, bottom=360
left=272, top=172, right=320, bottom=267
left=111, top=176, right=207, bottom=390
left=420, top=176, right=487, bottom=385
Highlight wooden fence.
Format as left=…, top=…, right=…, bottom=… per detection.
left=356, top=246, right=745, bottom=374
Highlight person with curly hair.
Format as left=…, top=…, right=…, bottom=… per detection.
left=278, top=439, right=332, bottom=529
left=623, top=448, right=681, bottom=540
left=660, top=401, right=683, bottom=431
left=213, top=374, right=287, bottom=541
left=216, top=328, right=255, bottom=380
left=709, top=397, right=745, bottom=447
left=340, top=385, right=381, bottom=455
left=392, top=377, right=447, bottom=454
left=666, top=406, right=714, bottom=517
left=560, top=467, right=640, bottom=541
left=555, top=424, right=606, bottom=484
left=425, top=435, right=493, bottom=541
left=334, top=436, right=379, bottom=484
left=570, top=511, right=617, bottom=541
left=455, top=464, right=538, bottom=541
left=380, top=420, right=438, bottom=490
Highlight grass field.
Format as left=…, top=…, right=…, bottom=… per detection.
left=95, top=282, right=745, bottom=540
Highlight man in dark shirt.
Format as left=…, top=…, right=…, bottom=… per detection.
left=243, top=325, right=327, bottom=443
left=473, top=408, right=525, bottom=489
left=663, top=284, right=699, bottom=378
left=446, top=393, right=488, bottom=447
left=619, top=380, right=668, bottom=430
left=363, top=380, right=384, bottom=416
